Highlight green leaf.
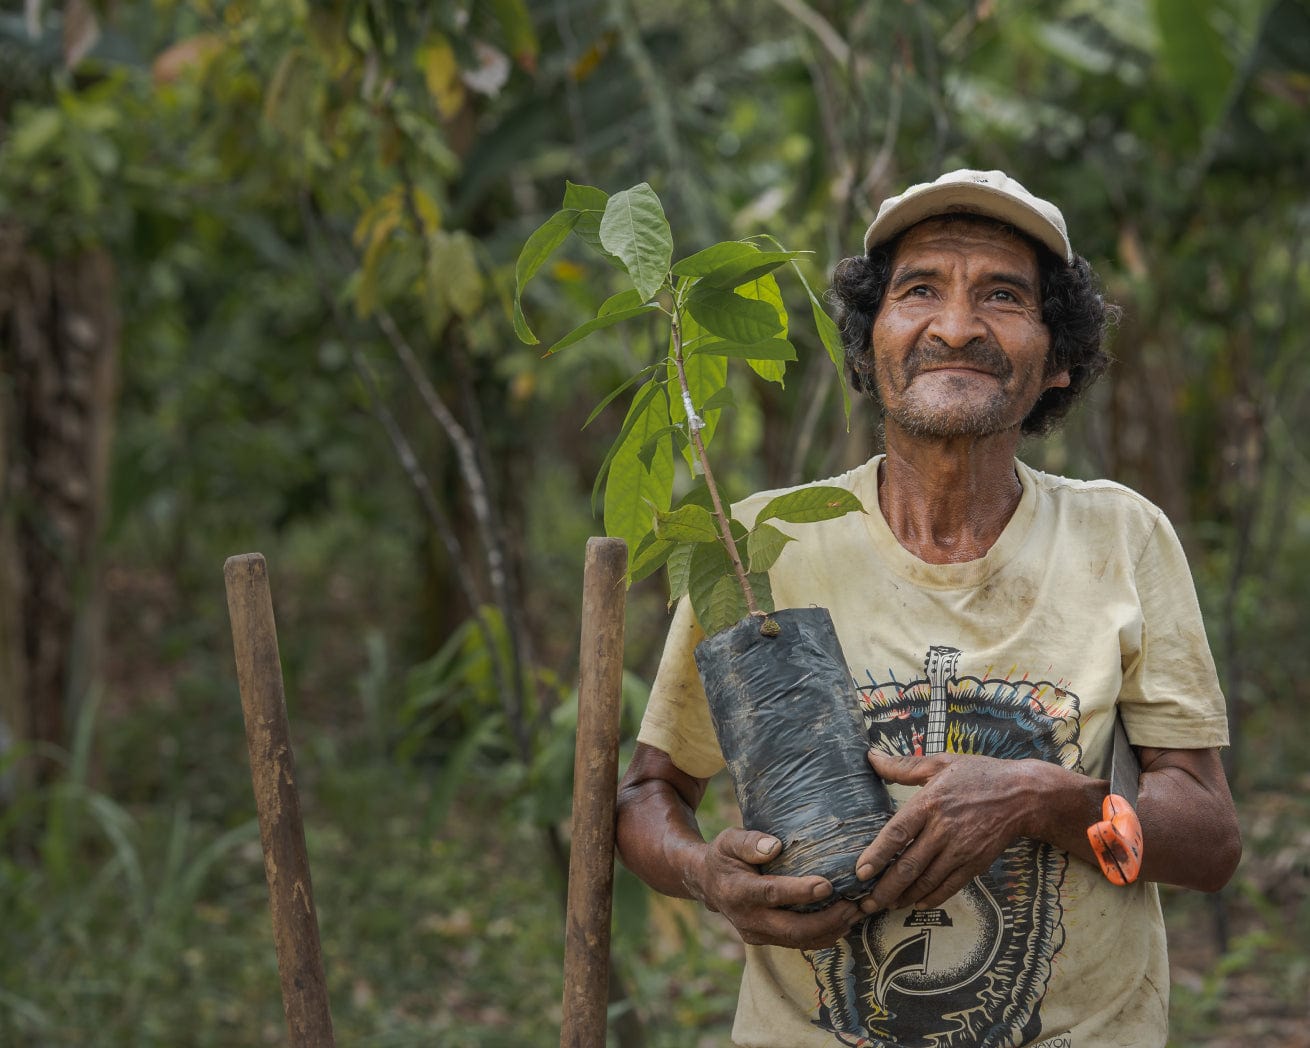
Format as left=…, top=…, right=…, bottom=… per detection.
left=590, top=379, right=662, bottom=514
left=700, top=386, right=737, bottom=413
left=747, top=522, right=795, bottom=574
left=735, top=273, right=789, bottom=385
left=704, top=575, right=748, bottom=637
left=808, top=293, right=851, bottom=429
left=514, top=209, right=581, bottom=344
left=543, top=304, right=661, bottom=356
left=698, top=251, right=808, bottom=290
left=563, top=181, right=610, bottom=253
left=690, top=338, right=797, bottom=362
left=670, top=306, right=727, bottom=468
left=628, top=534, right=676, bottom=585
left=755, top=485, right=864, bottom=526
left=653, top=503, right=720, bottom=543
left=599, top=183, right=674, bottom=302
left=603, top=384, right=674, bottom=553
left=582, top=364, right=663, bottom=430
left=685, top=520, right=773, bottom=635
left=599, top=288, right=648, bottom=315
left=1152, top=0, right=1232, bottom=127
left=665, top=542, right=694, bottom=604
left=685, top=286, right=783, bottom=345
left=671, top=241, right=760, bottom=278
left=637, top=425, right=686, bottom=471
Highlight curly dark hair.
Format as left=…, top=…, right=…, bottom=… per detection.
left=829, top=215, right=1117, bottom=435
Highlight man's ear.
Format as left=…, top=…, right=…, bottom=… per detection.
left=1045, top=368, right=1071, bottom=391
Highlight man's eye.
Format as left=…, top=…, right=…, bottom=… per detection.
left=909, top=285, right=932, bottom=296
left=990, top=289, right=1018, bottom=302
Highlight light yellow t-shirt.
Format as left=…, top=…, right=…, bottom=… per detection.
left=637, top=456, right=1229, bottom=1048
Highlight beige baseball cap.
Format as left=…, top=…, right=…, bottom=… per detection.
left=863, top=169, right=1073, bottom=262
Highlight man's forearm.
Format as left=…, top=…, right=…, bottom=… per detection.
left=1025, top=748, right=1240, bottom=891
left=616, top=776, right=711, bottom=901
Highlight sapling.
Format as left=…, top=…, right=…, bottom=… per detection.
left=514, top=182, right=894, bottom=910
left=513, top=181, right=864, bottom=635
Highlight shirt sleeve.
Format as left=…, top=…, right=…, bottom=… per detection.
left=635, top=597, right=727, bottom=780
left=1117, top=511, right=1231, bottom=749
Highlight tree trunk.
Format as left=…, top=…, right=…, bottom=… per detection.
left=0, top=224, right=119, bottom=785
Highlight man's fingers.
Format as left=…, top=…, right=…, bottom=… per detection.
left=855, top=809, right=924, bottom=882
left=747, top=899, right=863, bottom=951
left=755, top=872, right=835, bottom=910
left=911, top=867, right=979, bottom=911
left=859, top=844, right=930, bottom=913
left=868, top=750, right=945, bottom=785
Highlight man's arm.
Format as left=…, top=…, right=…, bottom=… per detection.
left=853, top=746, right=1241, bottom=914
left=616, top=742, right=863, bottom=950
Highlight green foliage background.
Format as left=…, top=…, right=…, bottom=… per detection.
left=1, top=0, right=1307, bottom=1044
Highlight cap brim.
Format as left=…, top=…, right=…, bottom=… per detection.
left=864, top=183, right=1071, bottom=261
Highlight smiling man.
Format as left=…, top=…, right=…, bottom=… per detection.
left=616, top=169, right=1241, bottom=1048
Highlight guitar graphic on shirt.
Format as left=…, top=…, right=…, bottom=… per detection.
left=864, top=645, right=1007, bottom=1007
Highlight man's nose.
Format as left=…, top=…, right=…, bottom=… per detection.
left=925, top=291, right=987, bottom=349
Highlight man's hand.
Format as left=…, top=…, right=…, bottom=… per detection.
left=616, top=742, right=863, bottom=951
left=854, top=751, right=1043, bottom=914
left=697, top=828, right=863, bottom=950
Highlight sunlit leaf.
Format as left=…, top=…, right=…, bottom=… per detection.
left=653, top=503, right=719, bottom=543
left=513, top=209, right=581, bottom=344
left=735, top=273, right=788, bottom=385
left=697, top=251, right=807, bottom=290
left=590, top=379, right=662, bottom=513
left=670, top=304, right=727, bottom=468
left=747, top=522, right=795, bottom=574
left=629, top=534, right=676, bottom=585
left=418, top=36, right=465, bottom=119
left=685, top=286, right=783, bottom=344
left=582, top=364, right=663, bottom=430
left=564, top=181, right=611, bottom=256
left=665, top=542, right=694, bottom=605
left=671, top=241, right=759, bottom=278
left=599, top=288, right=648, bottom=315
left=599, top=183, right=674, bottom=302
left=603, top=384, right=674, bottom=553
left=756, top=486, right=864, bottom=525
left=543, top=304, right=660, bottom=356
left=689, top=338, right=797, bottom=361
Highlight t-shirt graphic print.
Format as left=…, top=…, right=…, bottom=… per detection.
left=806, top=644, right=1080, bottom=1048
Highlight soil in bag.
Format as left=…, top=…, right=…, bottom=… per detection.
left=694, top=606, right=894, bottom=911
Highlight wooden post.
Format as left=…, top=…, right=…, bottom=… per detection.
left=561, top=537, right=628, bottom=1048
left=224, top=553, right=336, bottom=1048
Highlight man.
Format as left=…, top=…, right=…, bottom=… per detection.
left=615, top=169, right=1241, bottom=1048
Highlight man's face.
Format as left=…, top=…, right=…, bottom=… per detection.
left=870, top=217, right=1068, bottom=439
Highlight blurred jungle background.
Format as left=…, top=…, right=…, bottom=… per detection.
left=1, top=0, right=1307, bottom=1044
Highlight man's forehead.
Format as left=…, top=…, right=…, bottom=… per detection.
left=891, top=215, right=1041, bottom=274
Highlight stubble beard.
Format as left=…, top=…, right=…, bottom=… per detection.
left=873, top=339, right=1025, bottom=440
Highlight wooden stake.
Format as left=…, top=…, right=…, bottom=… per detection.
left=561, top=537, right=628, bottom=1048
left=224, top=553, right=336, bottom=1048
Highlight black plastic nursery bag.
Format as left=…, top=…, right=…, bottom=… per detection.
left=694, top=606, right=893, bottom=910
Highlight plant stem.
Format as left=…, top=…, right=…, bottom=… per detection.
left=670, top=310, right=764, bottom=619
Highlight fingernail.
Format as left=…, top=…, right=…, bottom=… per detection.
left=856, top=864, right=873, bottom=880
left=812, top=882, right=831, bottom=899
left=759, top=836, right=779, bottom=853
